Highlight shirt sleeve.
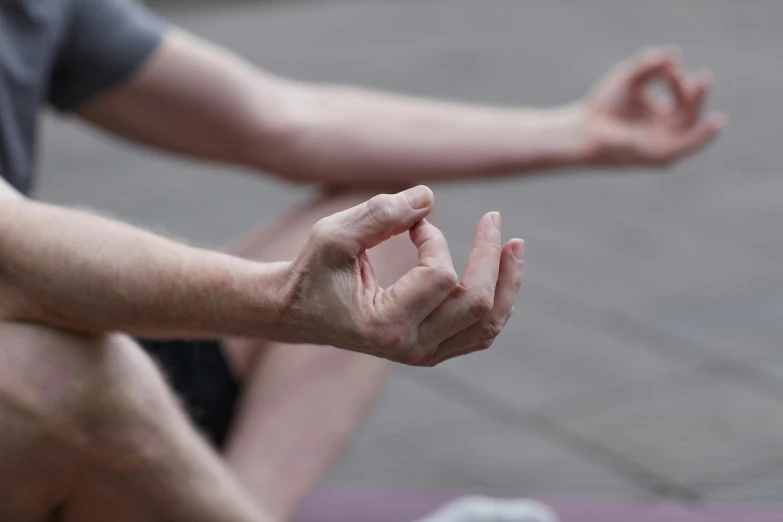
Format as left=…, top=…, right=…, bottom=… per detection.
left=48, top=0, right=168, bottom=112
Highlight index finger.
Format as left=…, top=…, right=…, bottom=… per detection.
left=661, top=62, right=688, bottom=113
left=378, top=219, right=458, bottom=324
left=626, top=48, right=688, bottom=113
left=626, top=46, right=682, bottom=87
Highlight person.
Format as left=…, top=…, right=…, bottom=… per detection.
left=0, top=0, right=724, bottom=520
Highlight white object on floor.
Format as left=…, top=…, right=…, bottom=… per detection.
left=413, top=496, right=560, bottom=522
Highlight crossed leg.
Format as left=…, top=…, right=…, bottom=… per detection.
left=0, top=323, right=265, bottom=522
left=221, top=188, right=417, bottom=522
left=0, top=188, right=415, bottom=521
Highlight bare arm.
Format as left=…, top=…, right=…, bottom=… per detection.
left=0, top=180, right=523, bottom=366
left=78, top=31, right=589, bottom=183
left=0, top=177, right=285, bottom=338
left=79, top=31, right=724, bottom=185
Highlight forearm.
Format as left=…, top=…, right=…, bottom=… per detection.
left=81, top=30, right=596, bottom=187
left=0, top=199, right=286, bottom=338
left=274, top=84, right=595, bottom=184
left=83, top=32, right=720, bottom=187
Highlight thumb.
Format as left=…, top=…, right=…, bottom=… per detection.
left=321, top=185, right=434, bottom=255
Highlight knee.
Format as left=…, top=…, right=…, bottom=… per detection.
left=0, top=322, right=166, bottom=516
left=0, top=322, right=173, bottom=450
left=0, top=322, right=104, bottom=446
left=0, top=322, right=198, bottom=490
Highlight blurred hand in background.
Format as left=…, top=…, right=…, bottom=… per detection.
left=585, top=46, right=726, bottom=167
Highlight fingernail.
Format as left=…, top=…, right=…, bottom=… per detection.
left=404, top=186, right=432, bottom=210
left=511, top=239, right=525, bottom=261
left=491, top=212, right=501, bottom=229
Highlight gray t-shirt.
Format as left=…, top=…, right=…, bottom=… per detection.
left=0, top=0, right=166, bottom=194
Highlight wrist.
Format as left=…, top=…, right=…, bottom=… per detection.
left=554, top=102, right=604, bottom=166
left=506, top=103, right=600, bottom=170
left=570, top=100, right=632, bottom=167
left=235, top=260, right=293, bottom=339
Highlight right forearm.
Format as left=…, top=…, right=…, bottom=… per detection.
left=0, top=199, right=286, bottom=339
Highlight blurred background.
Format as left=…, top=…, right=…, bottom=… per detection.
left=37, top=0, right=783, bottom=512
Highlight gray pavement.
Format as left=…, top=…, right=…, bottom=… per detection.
left=36, top=0, right=783, bottom=505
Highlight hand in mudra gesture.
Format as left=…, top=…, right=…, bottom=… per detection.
left=275, top=186, right=523, bottom=366
left=586, top=46, right=726, bottom=166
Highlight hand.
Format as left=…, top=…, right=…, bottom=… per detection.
left=275, top=186, right=524, bottom=366
left=584, top=46, right=726, bottom=167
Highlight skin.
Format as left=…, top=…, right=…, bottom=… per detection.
left=78, top=33, right=724, bottom=183
left=218, top=189, right=422, bottom=521
left=0, top=183, right=521, bottom=364
left=0, top=23, right=723, bottom=522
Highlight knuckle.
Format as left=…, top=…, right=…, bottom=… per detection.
left=470, top=243, right=501, bottom=260
left=450, top=283, right=469, bottom=300
left=366, top=322, right=412, bottom=355
left=431, top=266, right=459, bottom=290
left=309, top=218, right=349, bottom=258
left=408, top=344, right=447, bottom=367
left=467, top=290, right=494, bottom=320
left=367, top=194, right=395, bottom=225
left=414, top=355, right=439, bottom=368
left=480, top=320, right=504, bottom=341
left=510, top=274, right=523, bottom=292
left=310, top=218, right=331, bottom=240
left=425, top=348, right=451, bottom=367
left=310, top=218, right=337, bottom=247
left=378, top=330, right=406, bottom=353
left=401, top=348, right=434, bottom=367
left=476, top=339, right=495, bottom=352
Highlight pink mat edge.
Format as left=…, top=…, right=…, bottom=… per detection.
left=292, top=489, right=783, bottom=522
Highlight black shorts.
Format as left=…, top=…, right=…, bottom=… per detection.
left=138, top=339, right=240, bottom=449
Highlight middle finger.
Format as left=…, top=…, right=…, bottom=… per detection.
left=418, top=211, right=503, bottom=346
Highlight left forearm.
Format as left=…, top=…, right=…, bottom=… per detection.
left=271, top=85, right=596, bottom=184
left=83, top=31, right=719, bottom=188
left=80, top=30, right=596, bottom=187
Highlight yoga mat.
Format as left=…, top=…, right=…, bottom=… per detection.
left=293, top=490, right=783, bottom=522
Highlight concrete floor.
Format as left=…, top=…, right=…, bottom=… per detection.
left=36, top=0, right=783, bottom=506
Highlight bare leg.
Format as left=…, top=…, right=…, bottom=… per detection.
left=222, top=188, right=418, bottom=522
left=0, top=321, right=267, bottom=522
